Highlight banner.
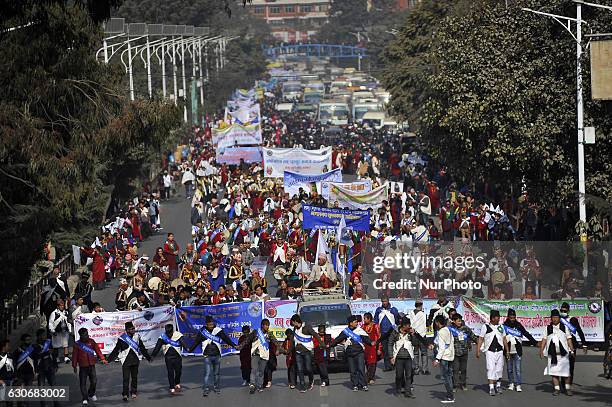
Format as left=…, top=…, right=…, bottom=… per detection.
left=389, top=181, right=404, bottom=195
left=263, top=300, right=298, bottom=339
left=350, top=298, right=463, bottom=320
left=216, top=147, right=263, bottom=165
left=283, top=169, right=342, bottom=196
left=263, top=147, right=332, bottom=178
left=461, top=297, right=605, bottom=341
left=328, top=183, right=389, bottom=210
left=321, top=180, right=371, bottom=200
left=212, top=124, right=262, bottom=149
left=72, top=306, right=174, bottom=354
left=176, top=302, right=263, bottom=356
left=302, top=205, right=370, bottom=232
left=224, top=103, right=260, bottom=126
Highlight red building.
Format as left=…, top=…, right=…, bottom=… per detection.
left=248, top=0, right=331, bottom=43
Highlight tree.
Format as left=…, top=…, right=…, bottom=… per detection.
left=0, top=1, right=182, bottom=297
left=382, top=0, right=612, bottom=208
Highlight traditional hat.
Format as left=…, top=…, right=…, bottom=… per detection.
left=550, top=309, right=561, bottom=318
left=507, top=308, right=516, bottom=317
left=125, top=321, right=135, bottom=329
left=490, top=310, right=500, bottom=318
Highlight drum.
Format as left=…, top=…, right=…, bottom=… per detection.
left=148, top=277, right=161, bottom=291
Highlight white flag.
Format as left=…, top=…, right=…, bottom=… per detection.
left=315, top=230, right=330, bottom=264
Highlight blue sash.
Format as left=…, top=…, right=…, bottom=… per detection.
left=17, top=345, right=34, bottom=366
left=160, top=334, right=181, bottom=348
left=41, top=339, right=52, bottom=354
left=257, top=329, right=269, bottom=350
left=294, top=332, right=312, bottom=343
left=560, top=318, right=577, bottom=335
left=448, top=326, right=467, bottom=341
left=200, top=328, right=223, bottom=345
left=120, top=333, right=141, bottom=355
left=76, top=340, right=97, bottom=357
left=342, top=327, right=362, bottom=344
left=504, top=326, right=523, bottom=338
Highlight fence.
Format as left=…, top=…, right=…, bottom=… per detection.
left=1, top=253, right=75, bottom=339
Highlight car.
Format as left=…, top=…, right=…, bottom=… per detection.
left=297, top=289, right=353, bottom=369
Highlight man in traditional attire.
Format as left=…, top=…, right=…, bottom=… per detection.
left=541, top=309, right=574, bottom=396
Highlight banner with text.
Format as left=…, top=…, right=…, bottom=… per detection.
left=264, top=300, right=299, bottom=339
left=263, top=147, right=332, bottom=178
left=72, top=306, right=174, bottom=354
left=302, top=205, right=371, bottom=232
left=321, top=180, right=372, bottom=200
left=461, top=297, right=605, bottom=341
left=283, top=169, right=342, bottom=197
left=176, top=302, right=263, bottom=356
left=328, top=183, right=389, bottom=210
left=216, top=147, right=263, bottom=165
left=212, top=123, right=262, bottom=149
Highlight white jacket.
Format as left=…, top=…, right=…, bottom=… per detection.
left=435, top=327, right=455, bottom=361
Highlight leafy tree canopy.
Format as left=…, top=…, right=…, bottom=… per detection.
left=0, top=1, right=182, bottom=297
left=382, top=0, right=612, bottom=209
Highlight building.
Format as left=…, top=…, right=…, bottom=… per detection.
left=395, top=0, right=421, bottom=10
left=248, top=0, right=331, bottom=43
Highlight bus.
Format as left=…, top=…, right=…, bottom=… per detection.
left=318, top=102, right=350, bottom=126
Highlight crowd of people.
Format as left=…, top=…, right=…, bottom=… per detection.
left=1, top=67, right=611, bottom=405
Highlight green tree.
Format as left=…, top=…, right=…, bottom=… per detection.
left=0, top=1, right=182, bottom=297
left=383, top=0, right=612, bottom=207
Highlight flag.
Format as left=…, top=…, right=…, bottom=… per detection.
left=315, top=229, right=330, bottom=264
left=336, top=215, right=354, bottom=248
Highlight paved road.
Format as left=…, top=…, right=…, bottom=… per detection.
left=51, top=189, right=612, bottom=406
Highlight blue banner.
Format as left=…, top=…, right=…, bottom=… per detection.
left=302, top=205, right=370, bottom=232
left=176, top=302, right=263, bottom=356
left=283, top=169, right=342, bottom=196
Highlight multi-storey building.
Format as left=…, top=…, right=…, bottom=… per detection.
left=248, top=0, right=331, bottom=43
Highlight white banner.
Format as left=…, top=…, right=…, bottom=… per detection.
left=72, top=306, right=175, bottom=354
left=225, top=104, right=260, bottom=126
left=212, top=124, right=262, bottom=149
left=321, top=180, right=372, bottom=200
left=263, top=147, right=332, bottom=178
left=328, top=183, right=389, bottom=210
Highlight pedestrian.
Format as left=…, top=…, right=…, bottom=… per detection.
left=0, top=340, right=13, bottom=402
left=559, top=302, right=588, bottom=390
left=34, top=328, right=59, bottom=405
left=386, top=316, right=427, bottom=398
left=541, top=309, right=575, bottom=396
left=313, top=324, right=331, bottom=387
left=12, top=333, right=36, bottom=390
left=407, top=299, right=429, bottom=375
left=283, top=329, right=297, bottom=389
left=238, top=325, right=252, bottom=386
left=374, top=296, right=400, bottom=372
left=432, top=315, right=455, bottom=403
left=289, top=314, right=324, bottom=393
left=448, top=313, right=478, bottom=392
left=163, top=171, right=173, bottom=200
left=241, top=319, right=283, bottom=394
left=476, top=309, right=509, bottom=396
left=48, top=299, right=71, bottom=364
left=361, top=313, right=382, bottom=384
left=151, top=324, right=189, bottom=395
left=187, top=315, right=237, bottom=396
left=72, top=328, right=107, bottom=405
left=503, top=308, right=537, bottom=392
left=107, top=321, right=152, bottom=401
left=330, top=315, right=372, bottom=392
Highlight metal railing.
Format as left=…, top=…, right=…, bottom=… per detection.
left=1, top=253, right=75, bottom=339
